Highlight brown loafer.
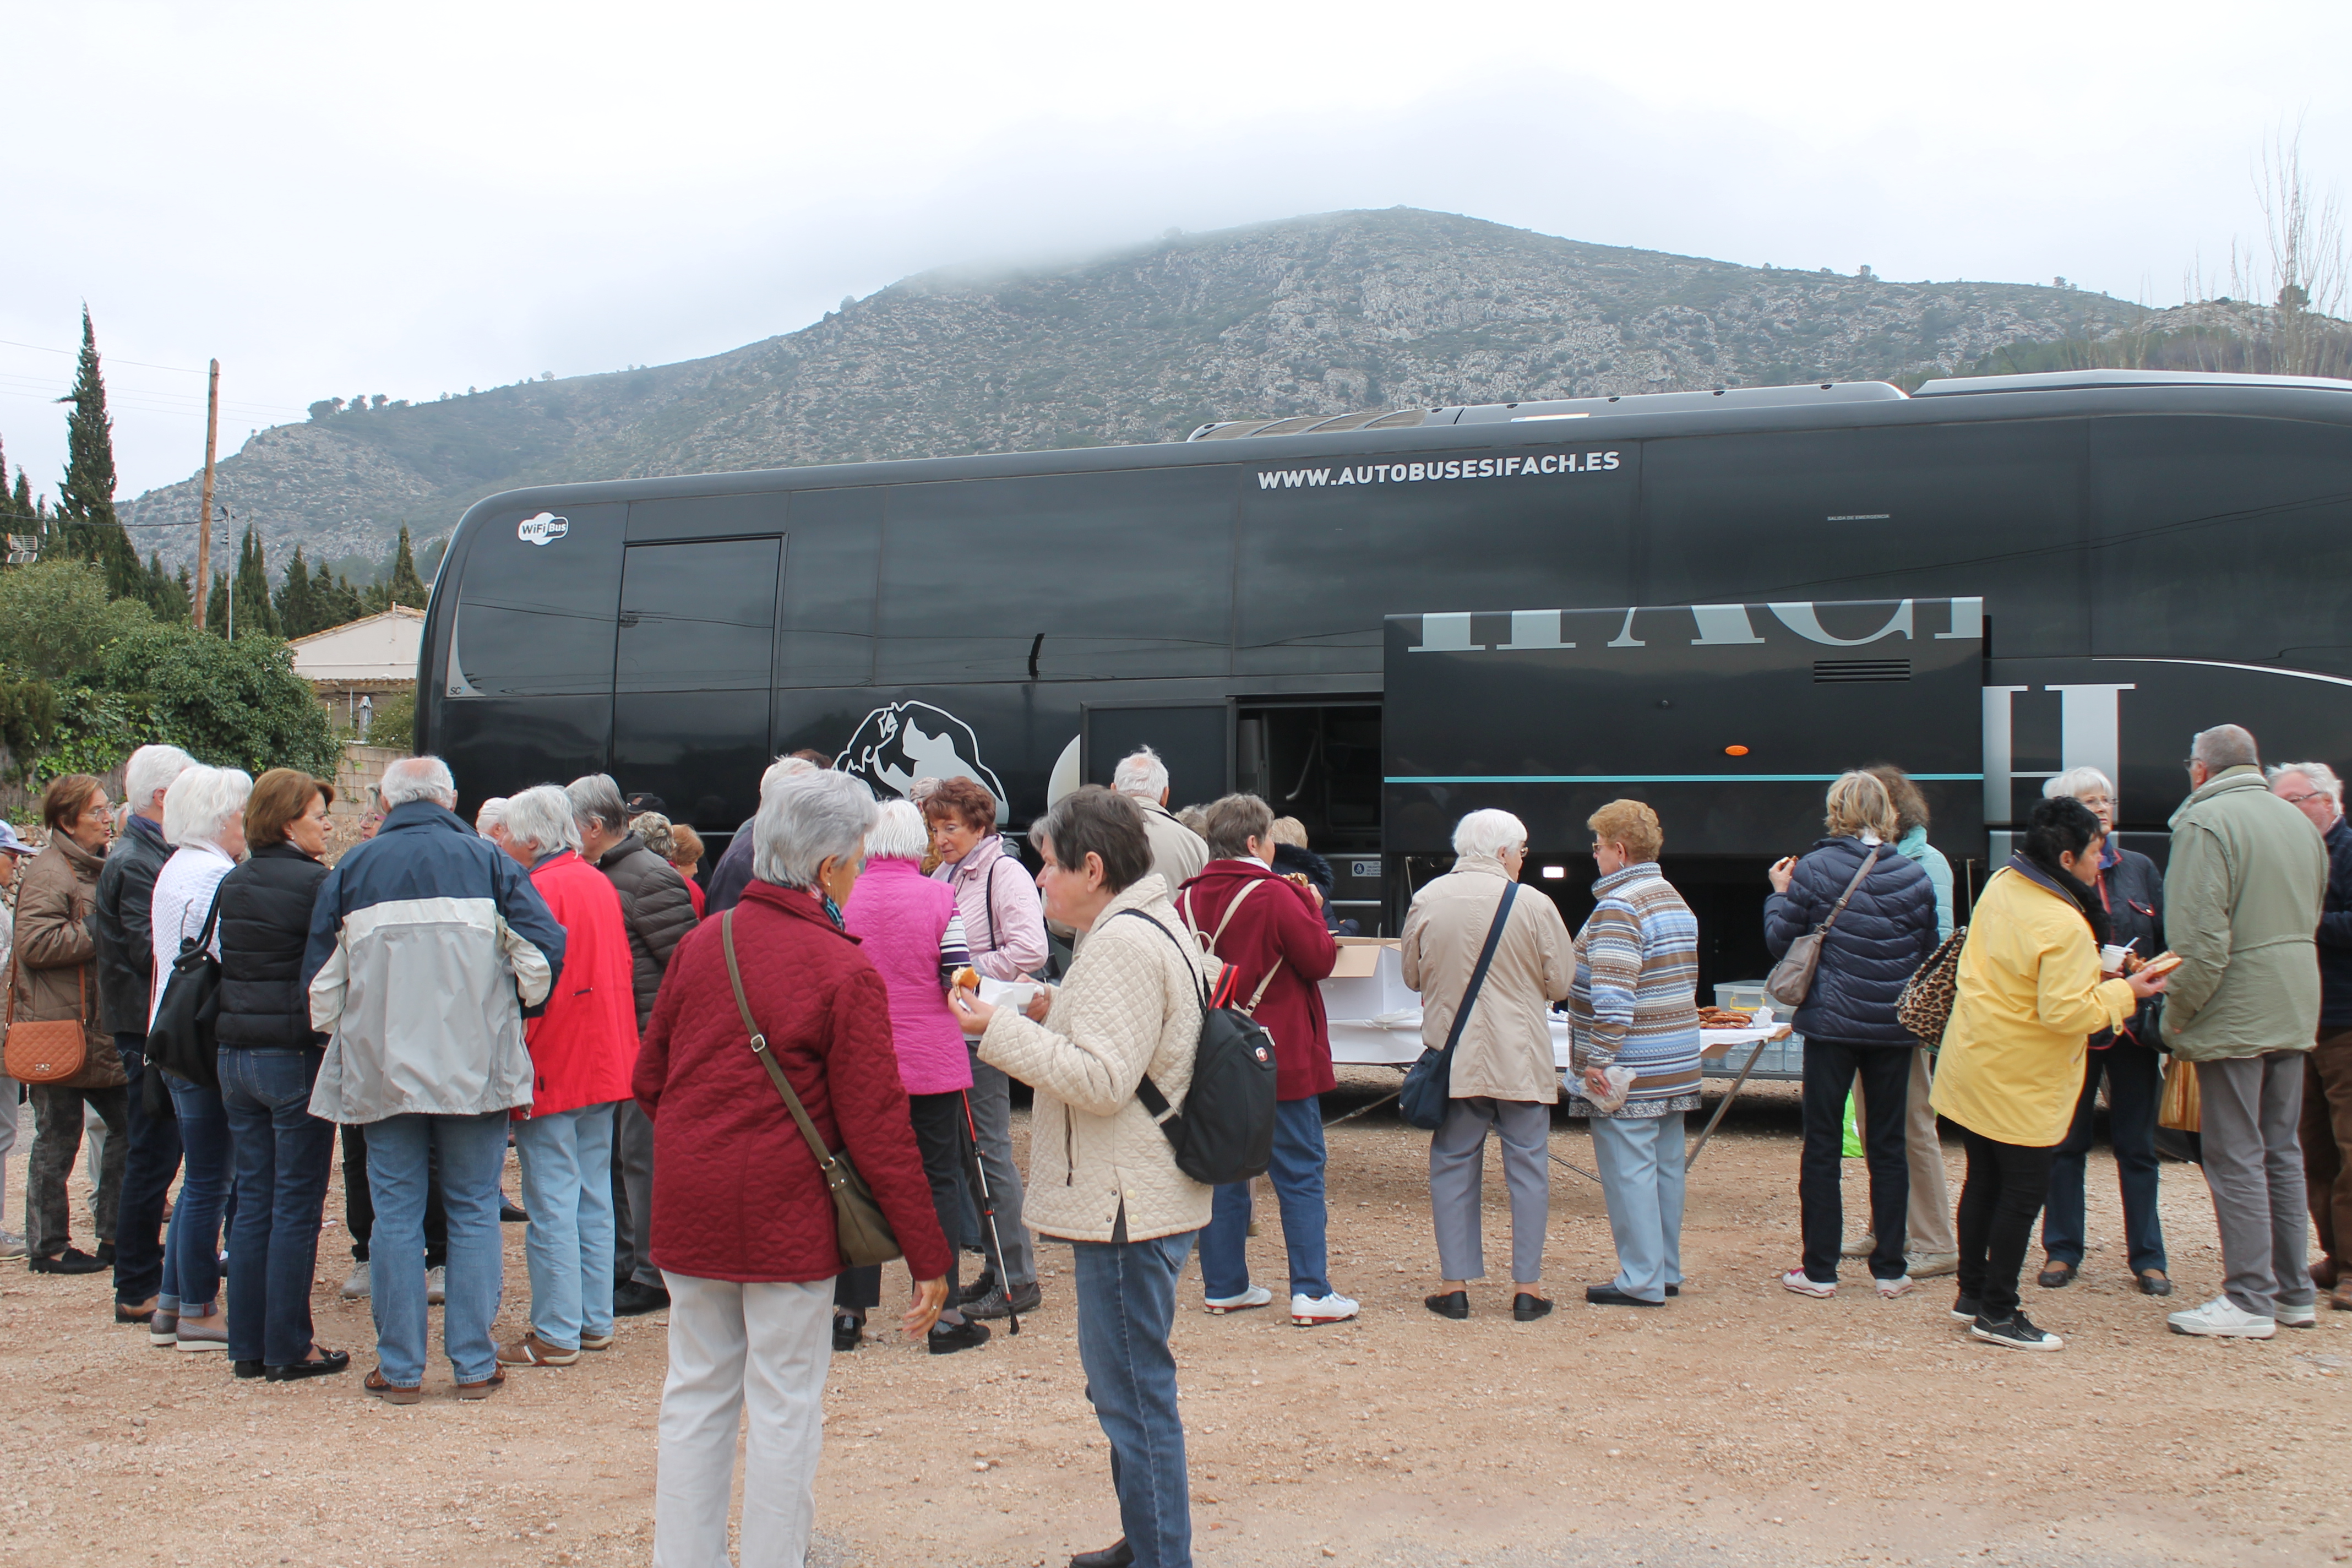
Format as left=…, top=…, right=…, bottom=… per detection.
left=455, top=1367, right=506, bottom=1400
left=2332, top=1283, right=2352, bottom=1312
left=364, top=1368, right=422, bottom=1406
left=2035, top=1260, right=2076, bottom=1289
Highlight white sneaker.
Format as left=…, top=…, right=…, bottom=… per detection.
left=341, top=1261, right=371, bottom=1300
left=1291, top=1291, right=1359, bottom=1326
left=1907, top=1250, right=1961, bottom=1279
left=1875, top=1275, right=1917, bottom=1299
left=2167, top=1295, right=2275, bottom=1338
left=1781, top=1268, right=1836, bottom=1298
left=0, top=1230, right=26, bottom=1260
left=2275, top=1300, right=2317, bottom=1328
left=426, top=1265, right=447, bottom=1306
left=1204, top=1284, right=1273, bottom=1315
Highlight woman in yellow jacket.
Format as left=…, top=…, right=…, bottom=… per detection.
left=1931, top=797, right=2169, bottom=1351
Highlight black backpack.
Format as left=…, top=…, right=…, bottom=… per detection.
left=148, top=885, right=226, bottom=1090
left=1116, top=910, right=1278, bottom=1186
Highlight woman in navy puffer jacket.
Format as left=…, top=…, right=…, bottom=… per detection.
left=1765, top=771, right=1940, bottom=1299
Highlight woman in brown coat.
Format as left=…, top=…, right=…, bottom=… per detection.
left=13, top=774, right=124, bottom=1274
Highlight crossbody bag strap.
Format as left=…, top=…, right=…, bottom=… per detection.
left=1815, top=846, right=1881, bottom=938
left=1441, top=882, right=1520, bottom=1059
left=1196, top=879, right=1285, bottom=1014
left=188, top=883, right=227, bottom=957
left=1114, top=908, right=1208, bottom=1125
left=720, top=910, right=846, bottom=1177
left=981, top=856, right=1001, bottom=953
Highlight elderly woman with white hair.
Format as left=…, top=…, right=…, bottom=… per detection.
left=2034, top=765, right=2173, bottom=1296
left=1400, top=808, right=1573, bottom=1321
left=635, top=771, right=951, bottom=1566
left=146, top=763, right=254, bottom=1353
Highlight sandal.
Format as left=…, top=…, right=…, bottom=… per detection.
left=2035, top=1260, right=2076, bottom=1289
left=364, top=1368, right=422, bottom=1405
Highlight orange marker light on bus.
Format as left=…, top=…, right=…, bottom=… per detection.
left=1724, top=744, right=1751, bottom=757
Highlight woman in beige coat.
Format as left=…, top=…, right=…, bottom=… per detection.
left=1400, top=808, right=1573, bottom=1321
left=14, top=774, right=124, bottom=1273
left=950, top=785, right=1207, bottom=1568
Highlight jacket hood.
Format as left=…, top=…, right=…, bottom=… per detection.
left=2170, top=764, right=2269, bottom=827
left=379, top=799, right=473, bottom=838
left=47, top=831, right=104, bottom=880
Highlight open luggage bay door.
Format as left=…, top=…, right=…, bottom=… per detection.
left=1381, top=598, right=1985, bottom=861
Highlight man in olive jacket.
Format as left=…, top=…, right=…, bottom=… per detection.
left=2160, top=725, right=2329, bottom=1338
left=568, top=773, right=698, bottom=1315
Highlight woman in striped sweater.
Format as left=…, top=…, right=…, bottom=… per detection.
left=1568, top=799, right=1703, bottom=1308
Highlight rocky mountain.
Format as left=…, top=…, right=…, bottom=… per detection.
left=120, top=206, right=2152, bottom=571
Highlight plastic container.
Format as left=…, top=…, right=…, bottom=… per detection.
left=1714, top=980, right=1772, bottom=1013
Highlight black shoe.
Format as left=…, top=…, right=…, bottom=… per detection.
left=29, top=1248, right=106, bottom=1275
left=832, top=1313, right=863, bottom=1352
left=2036, top=1260, right=2076, bottom=1289
left=114, top=1300, right=157, bottom=1324
left=266, top=1349, right=351, bottom=1381
left=613, top=1281, right=671, bottom=1316
left=1970, top=1311, right=2062, bottom=1352
left=965, top=1278, right=1041, bottom=1319
left=500, top=1200, right=528, bottom=1223
left=1071, top=1540, right=1135, bottom=1568
left=2138, top=1270, right=2175, bottom=1297
left=1512, top=1292, right=1555, bottom=1321
left=1424, top=1290, right=1469, bottom=1320
left=1665, top=1284, right=1680, bottom=1297
left=1951, top=1293, right=1983, bottom=1322
left=95, top=1242, right=116, bottom=1266
left=957, top=1267, right=999, bottom=1307
left=232, top=1360, right=266, bottom=1380
left=927, top=1316, right=992, bottom=1355
left=1583, top=1285, right=1664, bottom=1308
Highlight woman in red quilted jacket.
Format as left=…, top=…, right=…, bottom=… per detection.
left=635, top=771, right=951, bottom=1568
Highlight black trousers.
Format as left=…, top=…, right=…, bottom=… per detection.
left=1799, top=1038, right=1913, bottom=1282
left=111, top=1036, right=183, bottom=1305
left=836, top=1090, right=970, bottom=1315
left=1956, top=1126, right=2058, bottom=1321
left=343, top=1121, right=446, bottom=1268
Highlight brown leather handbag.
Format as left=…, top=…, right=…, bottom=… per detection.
left=4, top=958, right=89, bottom=1085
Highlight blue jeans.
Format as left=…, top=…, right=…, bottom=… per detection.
left=1200, top=1096, right=1330, bottom=1300
left=1588, top=1111, right=1687, bottom=1302
left=162, top=1077, right=232, bottom=1314
left=110, top=1036, right=183, bottom=1307
left=364, top=1111, right=509, bottom=1386
left=2041, top=1040, right=2168, bottom=1275
left=514, top=1103, right=618, bottom=1352
left=1074, top=1229, right=1196, bottom=1568
left=218, top=1048, right=336, bottom=1365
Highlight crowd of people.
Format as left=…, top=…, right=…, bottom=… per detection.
left=5, top=720, right=2349, bottom=1568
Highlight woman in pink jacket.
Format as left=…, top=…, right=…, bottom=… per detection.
left=840, top=799, right=987, bottom=1354
left=494, top=786, right=639, bottom=1371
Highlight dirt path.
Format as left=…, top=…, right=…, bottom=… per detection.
left=3, top=1074, right=2343, bottom=1567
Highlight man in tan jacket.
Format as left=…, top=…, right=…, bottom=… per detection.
left=1113, top=747, right=1209, bottom=892
left=1401, top=808, right=1572, bottom=1320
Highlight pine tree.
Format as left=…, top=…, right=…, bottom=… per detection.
left=315, top=569, right=366, bottom=629
left=147, top=552, right=190, bottom=623
left=54, top=306, right=144, bottom=600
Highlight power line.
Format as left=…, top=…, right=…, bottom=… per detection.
left=0, top=337, right=209, bottom=374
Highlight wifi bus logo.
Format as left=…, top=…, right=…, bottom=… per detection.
left=516, top=511, right=570, bottom=547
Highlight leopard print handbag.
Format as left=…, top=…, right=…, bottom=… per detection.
left=1895, top=926, right=1968, bottom=1051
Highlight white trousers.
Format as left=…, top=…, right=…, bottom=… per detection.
left=654, top=1272, right=834, bottom=1568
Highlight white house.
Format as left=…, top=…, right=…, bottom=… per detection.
left=289, top=606, right=424, bottom=733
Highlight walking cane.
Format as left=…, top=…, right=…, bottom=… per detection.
left=959, top=1090, right=1021, bottom=1336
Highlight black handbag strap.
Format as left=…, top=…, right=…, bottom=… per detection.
left=1440, top=881, right=1519, bottom=1062
left=177, top=883, right=227, bottom=967
left=1815, top=846, right=1881, bottom=939
left=720, top=910, right=853, bottom=1183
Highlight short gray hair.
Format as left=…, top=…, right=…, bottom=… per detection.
left=566, top=772, right=627, bottom=835
left=475, top=796, right=509, bottom=836
left=2269, top=761, right=2344, bottom=805
left=1452, top=808, right=1528, bottom=860
left=380, top=755, right=458, bottom=808
left=754, top=771, right=878, bottom=890
left=2044, top=766, right=2115, bottom=803
left=2192, top=725, right=2260, bottom=771
left=124, top=744, right=195, bottom=813
left=760, top=755, right=821, bottom=801
left=501, top=785, right=581, bottom=857
left=1112, top=748, right=1169, bottom=802
left=865, top=798, right=929, bottom=861
left=1201, top=793, right=1274, bottom=859
left=162, top=765, right=254, bottom=849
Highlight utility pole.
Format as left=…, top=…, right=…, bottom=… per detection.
left=194, top=358, right=219, bottom=630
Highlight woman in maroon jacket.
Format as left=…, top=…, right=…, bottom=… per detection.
left=634, top=771, right=951, bottom=1568
left=1175, top=793, right=1352, bottom=1326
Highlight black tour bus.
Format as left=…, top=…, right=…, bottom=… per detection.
left=416, top=368, right=2352, bottom=994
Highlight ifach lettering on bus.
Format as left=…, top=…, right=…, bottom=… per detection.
left=1254, top=451, right=1623, bottom=489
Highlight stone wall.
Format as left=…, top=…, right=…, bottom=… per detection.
left=325, top=741, right=411, bottom=862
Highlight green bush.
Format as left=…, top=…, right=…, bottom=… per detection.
left=99, top=625, right=338, bottom=778
left=364, top=688, right=416, bottom=753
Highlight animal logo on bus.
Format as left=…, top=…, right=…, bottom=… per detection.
left=836, top=702, right=1008, bottom=816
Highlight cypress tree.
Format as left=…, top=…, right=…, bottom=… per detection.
left=276, top=546, right=317, bottom=638
left=148, top=552, right=190, bottom=623
left=205, top=570, right=230, bottom=635
left=231, top=525, right=282, bottom=639
left=385, top=524, right=427, bottom=608
left=54, top=306, right=144, bottom=600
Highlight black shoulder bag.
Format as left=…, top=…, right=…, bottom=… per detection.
left=148, top=885, right=226, bottom=1090
left=1398, top=883, right=1518, bottom=1131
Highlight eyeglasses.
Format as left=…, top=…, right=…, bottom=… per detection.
left=2076, top=794, right=2111, bottom=807
left=2280, top=791, right=2328, bottom=807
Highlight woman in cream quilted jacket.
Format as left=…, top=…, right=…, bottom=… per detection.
left=950, top=785, right=1207, bottom=1568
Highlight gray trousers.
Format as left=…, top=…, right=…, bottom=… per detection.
left=2197, top=1053, right=2316, bottom=1316
left=1429, top=1096, right=1550, bottom=1283
left=0, top=1079, right=19, bottom=1231
left=965, top=1052, right=1035, bottom=1287
left=28, top=1084, right=126, bottom=1257
left=610, top=1098, right=658, bottom=1288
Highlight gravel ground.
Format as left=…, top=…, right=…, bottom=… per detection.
left=3, top=1071, right=2344, bottom=1567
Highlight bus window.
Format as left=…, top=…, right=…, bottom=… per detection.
left=779, top=486, right=881, bottom=688
left=876, top=467, right=1234, bottom=684
left=616, top=537, right=781, bottom=692
left=449, top=501, right=625, bottom=696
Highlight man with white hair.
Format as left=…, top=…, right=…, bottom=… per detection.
left=2162, top=725, right=2331, bottom=1338
left=1113, top=747, right=1208, bottom=891
left=303, top=754, right=568, bottom=1401
left=706, top=754, right=823, bottom=917
left=2271, top=759, right=2352, bottom=1311
left=92, top=742, right=196, bottom=1321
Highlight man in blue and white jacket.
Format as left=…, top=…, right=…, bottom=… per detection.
left=303, top=755, right=566, bottom=1401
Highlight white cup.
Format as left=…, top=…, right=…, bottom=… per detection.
left=2099, top=944, right=2130, bottom=976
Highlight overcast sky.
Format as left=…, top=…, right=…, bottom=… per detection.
left=2, top=0, right=2346, bottom=508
